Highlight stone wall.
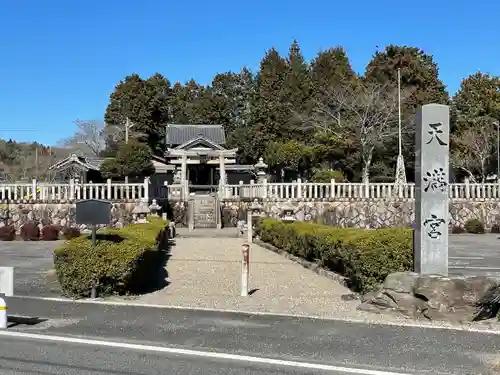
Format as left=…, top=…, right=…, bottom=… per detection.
left=219, top=199, right=500, bottom=229
left=0, top=202, right=136, bottom=232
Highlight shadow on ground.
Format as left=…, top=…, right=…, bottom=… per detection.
left=129, top=248, right=172, bottom=295
left=7, top=315, right=48, bottom=328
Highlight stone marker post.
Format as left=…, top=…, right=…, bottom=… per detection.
left=247, top=210, right=253, bottom=244
left=241, top=244, right=250, bottom=297
left=414, top=104, right=450, bottom=275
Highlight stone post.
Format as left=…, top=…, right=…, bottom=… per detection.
left=143, top=177, right=149, bottom=201
left=31, top=179, right=37, bottom=201
left=247, top=209, right=252, bottom=243
left=106, top=179, right=112, bottom=200
left=188, top=198, right=194, bottom=231
left=69, top=178, right=75, bottom=200
left=219, top=153, right=226, bottom=199
left=181, top=155, right=187, bottom=200
left=414, top=104, right=450, bottom=276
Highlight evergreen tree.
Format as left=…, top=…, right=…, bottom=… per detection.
left=310, top=46, right=356, bottom=99
left=247, top=48, right=289, bottom=161
left=281, top=40, right=313, bottom=142
left=100, top=139, right=155, bottom=180
left=210, top=67, right=255, bottom=137
left=104, top=73, right=171, bottom=154
left=364, top=45, right=450, bottom=180
left=451, top=72, right=500, bottom=181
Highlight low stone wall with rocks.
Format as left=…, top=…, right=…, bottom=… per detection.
left=359, top=272, right=500, bottom=323
left=0, top=202, right=136, bottom=232
left=220, top=199, right=500, bottom=229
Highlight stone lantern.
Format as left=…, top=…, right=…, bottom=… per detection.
left=247, top=199, right=264, bottom=232
left=133, top=198, right=150, bottom=224
left=254, top=157, right=268, bottom=183
left=250, top=199, right=263, bottom=216
left=148, top=199, right=161, bottom=217
left=281, top=201, right=296, bottom=223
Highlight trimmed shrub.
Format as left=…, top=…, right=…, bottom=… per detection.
left=491, top=223, right=500, bottom=234
left=255, top=218, right=412, bottom=293
left=41, top=225, right=61, bottom=241
left=54, top=218, right=169, bottom=298
left=62, top=227, right=81, bottom=240
left=464, top=218, right=485, bottom=234
left=451, top=226, right=466, bottom=234
left=310, top=169, right=345, bottom=183
left=0, top=225, right=16, bottom=241
left=20, top=221, right=40, bottom=241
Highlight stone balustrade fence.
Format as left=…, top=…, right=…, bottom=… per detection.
left=2, top=178, right=500, bottom=202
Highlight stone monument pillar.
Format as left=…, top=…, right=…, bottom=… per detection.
left=414, top=104, right=450, bottom=276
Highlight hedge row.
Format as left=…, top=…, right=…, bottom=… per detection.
left=255, top=219, right=413, bottom=293
left=53, top=216, right=170, bottom=298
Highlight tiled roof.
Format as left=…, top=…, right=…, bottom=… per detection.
left=85, top=158, right=105, bottom=169
left=165, top=124, right=226, bottom=146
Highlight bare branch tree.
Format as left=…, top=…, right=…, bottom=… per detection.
left=106, top=120, right=148, bottom=145
left=58, top=120, right=110, bottom=157
left=451, top=122, right=495, bottom=182
left=306, top=80, right=413, bottom=183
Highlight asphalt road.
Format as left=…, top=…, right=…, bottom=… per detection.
left=0, top=336, right=330, bottom=375
left=4, top=297, right=500, bottom=374
left=449, top=234, right=500, bottom=277
left=0, top=241, right=61, bottom=296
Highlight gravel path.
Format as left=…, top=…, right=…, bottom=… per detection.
left=138, top=233, right=364, bottom=317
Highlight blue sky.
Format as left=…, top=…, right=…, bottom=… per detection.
left=0, top=0, right=499, bottom=145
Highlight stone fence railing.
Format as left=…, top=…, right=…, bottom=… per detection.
left=2, top=178, right=500, bottom=202
left=0, top=178, right=149, bottom=202
left=219, top=179, right=500, bottom=200
left=167, top=179, right=500, bottom=200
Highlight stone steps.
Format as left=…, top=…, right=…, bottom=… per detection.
left=192, top=197, right=218, bottom=229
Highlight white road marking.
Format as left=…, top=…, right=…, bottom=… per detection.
left=0, top=330, right=411, bottom=375
left=8, top=295, right=500, bottom=335
left=449, top=256, right=484, bottom=260
left=449, top=266, right=500, bottom=270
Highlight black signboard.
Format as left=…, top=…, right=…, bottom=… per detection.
left=76, top=199, right=112, bottom=225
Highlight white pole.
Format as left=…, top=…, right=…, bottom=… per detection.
left=398, top=68, right=402, bottom=156
left=125, top=117, right=129, bottom=144
left=0, top=296, right=6, bottom=329
left=247, top=210, right=253, bottom=243
left=241, top=244, right=249, bottom=297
